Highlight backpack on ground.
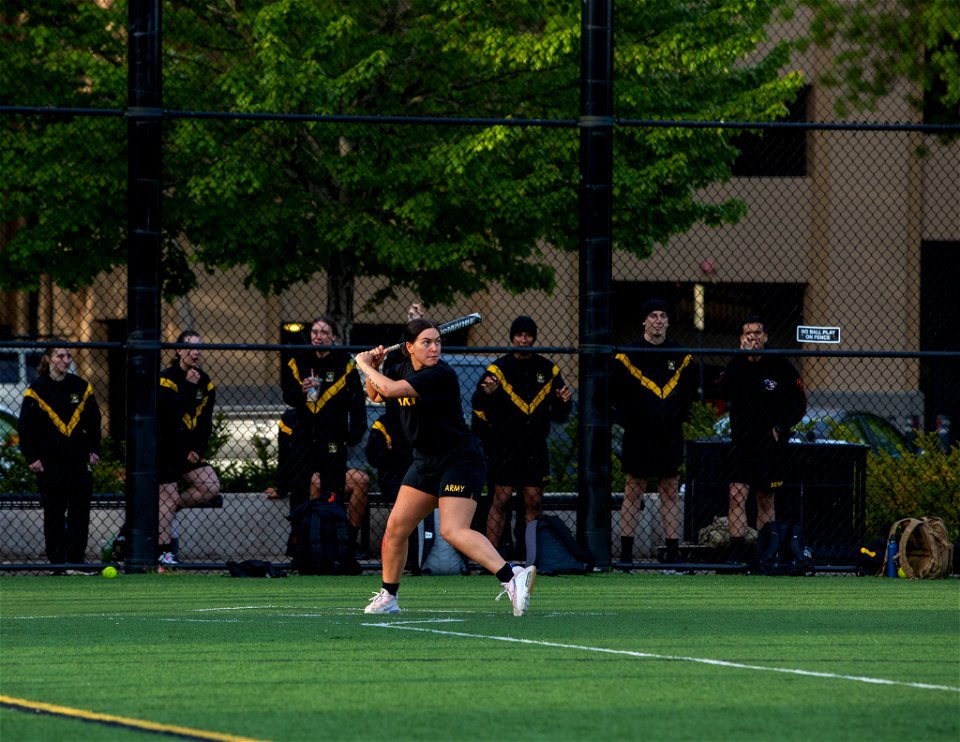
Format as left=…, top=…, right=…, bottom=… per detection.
left=287, top=500, right=361, bottom=575
left=884, top=517, right=953, bottom=580
left=226, top=559, right=287, bottom=578
left=751, top=521, right=814, bottom=576
left=414, top=509, right=468, bottom=576
left=525, top=515, right=595, bottom=575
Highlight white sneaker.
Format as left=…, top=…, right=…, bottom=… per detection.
left=364, top=588, right=401, bottom=614
left=158, top=552, right=178, bottom=567
left=497, top=565, right=537, bottom=616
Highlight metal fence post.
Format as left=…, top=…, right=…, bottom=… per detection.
left=125, top=0, right=163, bottom=572
left=578, top=0, right=614, bottom=568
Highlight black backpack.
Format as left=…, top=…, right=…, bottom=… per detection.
left=751, top=521, right=815, bottom=576
left=525, top=515, right=595, bottom=575
left=287, top=500, right=361, bottom=575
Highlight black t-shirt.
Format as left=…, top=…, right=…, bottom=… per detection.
left=398, top=359, right=479, bottom=460
left=720, top=354, right=806, bottom=443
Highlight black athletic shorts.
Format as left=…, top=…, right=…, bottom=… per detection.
left=402, top=449, right=487, bottom=500
left=486, top=441, right=549, bottom=488
left=727, top=434, right=788, bottom=491
left=288, top=439, right=347, bottom=507
left=620, top=423, right=684, bottom=479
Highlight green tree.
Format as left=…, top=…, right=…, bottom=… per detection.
left=2, top=0, right=803, bottom=335
left=799, top=0, right=960, bottom=120
left=0, top=1, right=128, bottom=292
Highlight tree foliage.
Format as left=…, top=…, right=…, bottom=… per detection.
left=1, top=0, right=803, bottom=335
left=799, top=0, right=960, bottom=120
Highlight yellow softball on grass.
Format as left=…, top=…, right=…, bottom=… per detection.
left=101, top=566, right=118, bottom=579
left=897, top=567, right=907, bottom=579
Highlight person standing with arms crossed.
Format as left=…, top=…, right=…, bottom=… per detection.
left=717, top=315, right=806, bottom=563
left=353, top=318, right=536, bottom=616
left=471, top=316, right=572, bottom=558
left=19, top=342, right=101, bottom=570
left=157, top=330, right=221, bottom=566
left=612, top=298, right=698, bottom=564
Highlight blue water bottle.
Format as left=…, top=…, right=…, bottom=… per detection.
left=886, top=535, right=898, bottom=578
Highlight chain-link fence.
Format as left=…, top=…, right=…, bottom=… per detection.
left=2, top=1, right=958, bottom=573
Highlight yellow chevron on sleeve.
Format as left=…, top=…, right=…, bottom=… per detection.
left=614, top=353, right=693, bottom=399
left=287, top=357, right=302, bottom=384
left=372, top=419, right=392, bottom=448
left=23, top=384, right=94, bottom=437
left=160, top=377, right=178, bottom=392
left=486, top=364, right=558, bottom=416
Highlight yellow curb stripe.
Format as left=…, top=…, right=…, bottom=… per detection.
left=0, top=694, right=267, bottom=742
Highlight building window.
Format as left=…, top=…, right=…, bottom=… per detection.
left=731, top=86, right=810, bottom=178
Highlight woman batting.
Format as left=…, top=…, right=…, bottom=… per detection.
left=353, top=318, right=536, bottom=616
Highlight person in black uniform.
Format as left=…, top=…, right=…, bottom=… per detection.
left=471, top=316, right=572, bottom=557
left=365, top=406, right=413, bottom=505
left=612, top=298, right=698, bottom=564
left=282, top=315, right=365, bottom=514
left=353, top=318, right=536, bottom=616
left=157, top=330, right=221, bottom=566
left=717, top=315, right=806, bottom=562
left=18, top=342, right=101, bottom=569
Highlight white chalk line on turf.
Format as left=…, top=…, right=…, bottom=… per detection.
left=361, top=622, right=960, bottom=694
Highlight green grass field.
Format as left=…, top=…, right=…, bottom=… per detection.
left=1, top=572, right=957, bottom=742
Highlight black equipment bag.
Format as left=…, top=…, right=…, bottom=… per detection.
left=288, top=500, right=361, bottom=575
left=751, top=521, right=815, bottom=576
left=525, top=515, right=595, bottom=575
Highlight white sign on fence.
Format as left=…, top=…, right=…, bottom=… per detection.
left=796, top=325, right=841, bottom=344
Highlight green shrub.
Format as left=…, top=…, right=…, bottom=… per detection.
left=0, top=434, right=125, bottom=493
left=682, top=401, right=722, bottom=441
left=0, top=437, right=37, bottom=493
left=215, top=435, right=278, bottom=493
left=865, top=432, right=960, bottom=541
left=208, top=410, right=231, bottom=460
left=548, top=413, right=626, bottom=493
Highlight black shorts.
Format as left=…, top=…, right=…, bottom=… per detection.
left=727, top=434, right=788, bottom=491
left=288, top=439, right=347, bottom=506
left=402, top=450, right=487, bottom=500
left=620, top=424, right=684, bottom=479
left=487, top=441, right=549, bottom=488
